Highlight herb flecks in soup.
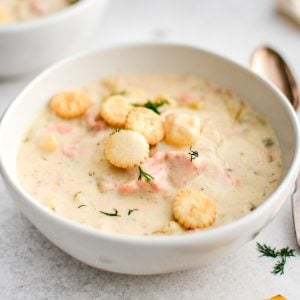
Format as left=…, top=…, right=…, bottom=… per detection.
left=17, top=74, right=282, bottom=236
left=0, top=0, right=79, bottom=24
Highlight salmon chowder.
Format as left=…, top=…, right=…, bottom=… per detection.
left=0, top=0, right=79, bottom=24
left=17, top=74, right=282, bottom=236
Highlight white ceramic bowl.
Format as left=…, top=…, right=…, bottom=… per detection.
left=1, top=44, right=300, bottom=275
left=0, top=0, right=108, bottom=77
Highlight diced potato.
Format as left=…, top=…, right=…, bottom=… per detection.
left=39, top=133, right=58, bottom=152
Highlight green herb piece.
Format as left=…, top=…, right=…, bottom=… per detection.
left=269, top=179, right=278, bottom=184
left=99, top=208, right=121, bottom=217
left=110, top=128, right=123, bottom=136
left=128, top=209, right=139, bottom=215
left=88, top=171, right=95, bottom=176
left=78, top=205, right=86, bottom=209
left=257, top=243, right=278, bottom=258
left=279, top=247, right=296, bottom=258
left=138, top=167, right=154, bottom=183
left=272, top=258, right=286, bottom=275
left=67, top=0, right=79, bottom=5
left=188, top=146, right=199, bottom=161
left=263, top=138, right=274, bottom=148
left=73, top=191, right=82, bottom=199
left=257, top=243, right=296, bottom=275
left=133, top=99, right=169, bottom=115
left=111, top=91, right=127, bottom=96
left=226, top=168, right=233, bottom=172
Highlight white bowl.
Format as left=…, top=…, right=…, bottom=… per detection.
left=0, top=44, right=299, bottom=275
left=0, top=0, right=108, bottom=77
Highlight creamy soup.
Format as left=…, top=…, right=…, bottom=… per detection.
left=0, top=0, right=78, bottom=24
left=17, top=74, right=282, bottom=236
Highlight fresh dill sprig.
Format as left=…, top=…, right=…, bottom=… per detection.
left=77, top=204, right=86, bottom=209
left=99, top=208, right=121, bottom=217
left=256, top=242, right=296, bottom=275
left=263, top=138, right=274, bottom=148
left=257, top=243, right=278, bottom=258
left=279, top=247, right=296, bottom=258
left=272, top=258, right=286, bottom=275
left=128, top=209, right=139, bottom=216
left=73, top=191, right=82, bottom=199
left=111, top=91, right=127, bottom=96
left=133, top=98, right=169, bottom=115
left=138, top=166, right=154, bottom=183
left=110, top=128, right=123, bottom=136
left=188, top=146, right=199, bottom=162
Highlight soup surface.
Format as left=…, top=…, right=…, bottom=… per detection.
left=17, top=74, right=282, bottom=236
left=0, top=0, right=78, bottom=24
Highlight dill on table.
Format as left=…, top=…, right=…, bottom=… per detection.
left=257, top=243, right=296, bottom=275
left=188, top=146, right=199, bottom=161
left=133, top=98, right=169, bottom=115
left=99, top=208, right=121, bottom=217
left=138, top=167, right=154, bottom=183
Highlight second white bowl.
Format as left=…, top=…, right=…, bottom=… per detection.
left=0, top=0, right=108, bottom=77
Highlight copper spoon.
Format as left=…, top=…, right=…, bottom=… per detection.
left=250, top=46, right=299, bottom=110
left=250, top=46, right=300, bottom=247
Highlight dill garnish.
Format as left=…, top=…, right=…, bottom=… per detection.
left=269, top=179, right=278, bottom=184
left=263, top=138, right=274, bottom=148
left=67, top=0, right=80, bottom=5
left=128, top=209, right=139, bottom=215
left=138, top=167, right=154, bottom=183
left=257, top=243, right=296, bottom=275
left=133, top=99, right=169, bottom=115
left=188, top=146, right=199, bottom=161
left=73, top=191, right=82, bottom=199
left=77, top=205, right=86, bottom=209
left=110, top=128, right=123, bottom=136
left=111, top=91, right=127, bottom=96
left=99, top=208, right=121, bottom=217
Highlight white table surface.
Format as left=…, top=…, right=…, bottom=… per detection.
left=1, top=0, right=300, bottom=299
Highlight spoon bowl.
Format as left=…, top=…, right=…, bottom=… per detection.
left=250, top=46, right=299, bottom=110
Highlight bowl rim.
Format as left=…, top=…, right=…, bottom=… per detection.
left=0, top=0, right=102, bottom=33
left=1, top=42, right=299, bottom=247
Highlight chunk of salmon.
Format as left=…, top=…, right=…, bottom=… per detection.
left=179, top=93, right=195, bottom=104
left=119, top=154, right=169, bottom=194
left=119, top=150, right=207, bottom=194
left=165, top=151, right=208, bottom=185
left=29, top=1, right=47, bottom=15
left=49, top=122, right=73, bottom=134
left=85, top=113, right=107, bottom=131
left=61, top=145, right=82, bottom=157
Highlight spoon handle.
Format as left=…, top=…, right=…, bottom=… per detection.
left=292, top=178, right=300, bottom=247
left=250, top=46, right=300, bottom=248
left=250, top=46, right=299, bottom=110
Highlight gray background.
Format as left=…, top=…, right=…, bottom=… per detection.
left=1, top=0, right=300, bottom=299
